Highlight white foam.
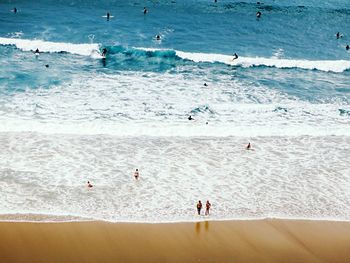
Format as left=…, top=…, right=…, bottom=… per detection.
left=0, top=37, right=100, bottom=57
left=0, top=134, right=349, bottom=222
left=175, top=50, right=350, bottom=73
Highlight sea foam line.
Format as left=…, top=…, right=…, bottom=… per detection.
left=1, top=37, right=350, bottom=72
left=0, top=37, right=101, bottom=57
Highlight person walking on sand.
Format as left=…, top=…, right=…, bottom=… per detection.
left=205, top=200, right=211, bottom=215
left=197, top=200, right=202, bottom=215
left=134, top=169, right=139, bottom=180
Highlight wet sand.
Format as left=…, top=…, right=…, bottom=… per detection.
left=1, top=219, right=350, bottom=263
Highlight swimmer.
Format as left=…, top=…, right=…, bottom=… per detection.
left=204, top=83, right=208, bottom=86
left=143, top=7, right=148, bottom=14
left=205, top=200, right=211, bottom=215
left=107, top=12, right=110, bottom=20
left=13, top=7, right=17, bottom=13
left=346, top=45, right=350, bottom=51
left=45, top=64, right=49, bottom=68
left=33, top=48, right=40, bottom=55
left=134, top=169, right=139, bottom=180
left=232, top=53, right=238, bottom=60
left=87, top=181, right=93, bottom=188
left=197, top=200, right=202, bottom=215
left=101, top=48, right=107, bottom=57
left=246, top=142, right=251, bottom=150
left=256, top=11, right=262, bottom=18
left=188, top=115, right=193, bottom=120
left=336, top=32, right=341, bottom=39
left=156, top=35, right=161, bottom=41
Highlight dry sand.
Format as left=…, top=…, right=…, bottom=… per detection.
left=1, top=219, right=350, bottom=263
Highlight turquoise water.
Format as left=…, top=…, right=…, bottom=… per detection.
left=0, top=0, right=349, bottom=222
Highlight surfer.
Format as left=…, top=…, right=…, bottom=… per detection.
left=336, top=32, right=341, bottom=39
left=204, top=83, right=208, bottom=86
left=134, top=169, right=139, bottom=180
left=34, top=48, right=40, bottom=55
left=107, top=12, right=110, bottom=20
left=197, top=200, right=202, bottom=215
left=87, top=181, right=93, bottom=188
left=143, top=7, right=148, bottom=14
left=101, top=48, right=107, bottom=57
left=188, top=115, right=193, bottom=120
left=346, top=45, right=350, bottom=51
left=13, top=7, right=17, bottom=13
left=205, top=200, right=211, bottom=215
left=232, top=53, right=238, bottom=60
left=156, top=35, right=161, bottom=41
left=246, top=142, right=251, bottom=150
left=256, top=11, right=262, bottom=18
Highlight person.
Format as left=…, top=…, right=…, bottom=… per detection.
left=87, top=181, right=93, bottom=188
left=101, top=48, right=107, bottom=57
left=156, top=35, right=161, bottom=40
left=107, top=12, right=110, bottom=20
left=13, top=7, right=17, bottom=13
left=232, top=53, right=238, bottom=60
left=204, top=83, right=208, bottom=86
left=143, top=7, right=148, bottom=14
left=188, top=115, right=193, bottom=120
left=45, top=64, right=49, bottom=68
left=134, top=169, right=139, bottom=180
left=256, top=11, right=261, bottom=18
left=346, top=45, right=350, bottom=51
left=246, top=142, right=251, bottom=150
left=336, top=32, right=340, bottom=39
left=197, top=200, right=202, bottom=215
left=205, top=200, right=211, bottom=215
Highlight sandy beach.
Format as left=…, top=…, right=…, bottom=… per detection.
left=1, top=219, right=350, bottom=263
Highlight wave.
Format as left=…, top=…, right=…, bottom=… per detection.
left=0, top=37, right=101, bottom=57
left=1, top=37, right=350, bottom=72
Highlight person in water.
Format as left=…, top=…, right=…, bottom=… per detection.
left=256, top=11, right=262, bottom=18
left=87, top=181, right=93, bottom=188
left=101, top=48, right=107, bottom=57
left=134, top=169, right=139, bottom=180
left=107, top=12, right=110, bottom=20
left=13, top=7, right=17, bottom=13
left=346, top=45, right=350, bottom=51
left=34, top=48, right=40, bottom=55
left=336, top=32, right=341, bottom=39
left=156, top=35, right=161, bottom=40
left=188, top=115, right=193, bottom=120
left=197, top=200, right=202, bottom=215
left=143, top=7, right=148, bottom=14
left=246, top=142, right=251, bottom=150
left=205, top=200, right=211, bottom=215
left=204, top=83, right=208, bottom=86
left=232, top=53, right=238, bottom=60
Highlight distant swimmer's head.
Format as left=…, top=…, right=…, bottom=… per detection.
left=256, top=11, right=261, bottom=18
left=156, top=35, right=161, bottom=40
left=346, top=45, right=350, bottom=50
left=204, top=83, right=208, bottom=86
left=45, top=64, right=49, bottom=68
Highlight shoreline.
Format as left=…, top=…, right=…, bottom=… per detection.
left=2, top=219, right=350, bottom=262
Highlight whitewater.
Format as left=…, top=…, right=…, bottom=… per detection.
left=0, top=0, right=349, bottom=223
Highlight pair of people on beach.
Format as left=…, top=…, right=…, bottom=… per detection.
left=197, top=200, right=211, bottom=215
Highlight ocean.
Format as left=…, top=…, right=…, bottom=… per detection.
left=0, top=0, right=349, bottom=222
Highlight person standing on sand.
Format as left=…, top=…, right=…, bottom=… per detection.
left=197, top=200, right=202, bottom=215
left=205, top=200, right=211, bottom=215
left=134, top=169, right=139, bottom=180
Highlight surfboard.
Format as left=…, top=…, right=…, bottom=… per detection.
left=102, top=15, right=114, bottom=18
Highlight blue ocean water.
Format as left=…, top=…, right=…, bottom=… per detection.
left=0, top=0, right=349, bottom=222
